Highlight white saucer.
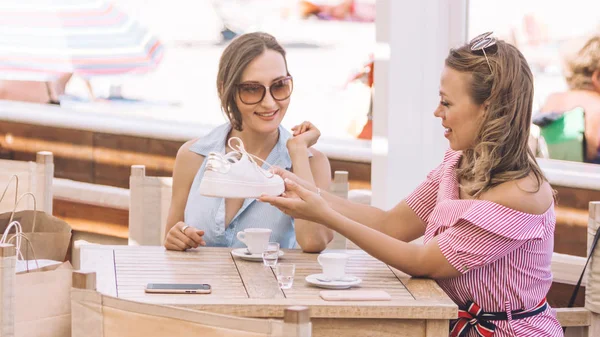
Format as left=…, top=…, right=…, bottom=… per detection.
left=305, top=274, right=362, bottom=289
left=231, top=248, right=284, bottom=262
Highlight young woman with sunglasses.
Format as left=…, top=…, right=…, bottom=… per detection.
left=261, top=33, right=563, bottom=336
left=164, top=32, right=333, bottom=253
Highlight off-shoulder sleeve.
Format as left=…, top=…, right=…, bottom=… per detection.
left=405, top=150, right=459, bottom=223
left=437, top=201, right=548, bottom=274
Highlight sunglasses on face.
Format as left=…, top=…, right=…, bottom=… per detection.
left=236, top=76, right=294, bottom=105
left=470, top=31, right=497, bottom=74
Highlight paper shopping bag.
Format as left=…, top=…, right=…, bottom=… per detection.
left=15, top=262, right=73, bottom=337
left=0, top=210, right=71, bottom=261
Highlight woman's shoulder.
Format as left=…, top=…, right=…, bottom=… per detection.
left=178, top=138, right=204, bottom=159
left=189, top=123, right=231, bottom=154
left=479, top=175, right=554, bottom=216
left=455, top=177, right=553, bottom=241
left=174, top=138, right=205, bottom=175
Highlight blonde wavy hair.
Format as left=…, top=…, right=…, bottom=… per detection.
left=565, top=35, right=600, bottom=90
left=445, top=39, right=547, bottom=197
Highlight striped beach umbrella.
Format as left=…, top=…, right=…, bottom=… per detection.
left=0, top=0, right=164, bottom=81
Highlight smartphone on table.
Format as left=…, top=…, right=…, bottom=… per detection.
left=145, top=283, right=211, bottom=294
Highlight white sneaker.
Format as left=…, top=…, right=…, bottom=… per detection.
left=199, top=137, right=285, bottom=198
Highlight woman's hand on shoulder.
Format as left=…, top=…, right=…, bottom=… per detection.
left=164, top=221, right=206, bottom=251
left=287, top=121, right=321, bottom=150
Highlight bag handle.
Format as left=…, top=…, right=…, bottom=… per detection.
left=7, top=192, right=38, bottom=233
left=1, top=220, right=24, bottom=259
left=0, top=175, right=19, bottom=206
left=1, top=220, right=40, bottom=271
left=7, top=232, right=40, bottom=273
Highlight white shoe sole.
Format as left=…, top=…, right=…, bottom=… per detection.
left=199, top=177, right=284, bottom=199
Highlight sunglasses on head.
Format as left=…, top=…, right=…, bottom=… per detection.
left=236, top=76, right=294, bottom=105
left=470, top=31, right=497, bottom=74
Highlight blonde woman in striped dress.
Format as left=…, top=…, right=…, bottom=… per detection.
left=261, top=33, right=563, bottom=336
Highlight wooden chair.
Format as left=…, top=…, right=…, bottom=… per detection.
left=326, top=171, right=364, bottom=249
left=0, top=151, right=53, bottom=213
left=71, top=271, right=312, bottom=337
left=553, top=201, right=600, bottom=337
left=128, top=165, right=172, bottom=245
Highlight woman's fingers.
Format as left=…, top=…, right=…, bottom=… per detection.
left=166, top=236, right=189, bottom=251
left=260, top=194, right=297, bottom=210
left=292, top=121, right=314, bottom=136
left=301, top=122, right=309, bottom=133
left=163, top=222, right=207, bottom=251
left=291, top=124, right=300, bottom=136
left=174, top=230, right=198, bottom=248
left=187, top=229, right=206, bottom=246
left=284, top=178, right=312, bottom=199
left=269, top=165, right=286, bottom=177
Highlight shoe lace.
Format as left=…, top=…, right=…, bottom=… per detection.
left=205, top=137, right=275, bottom=178
left=228, top=137, right=275, bottom=178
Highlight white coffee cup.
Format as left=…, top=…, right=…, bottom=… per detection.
left=236, top=228, right=272, bottom=254
left=317, top=253, right=349, bottom=280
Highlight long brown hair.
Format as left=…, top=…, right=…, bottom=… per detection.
left=445, top=39, right=547, bottom=197
left=216, top=32, right=289, bottom=131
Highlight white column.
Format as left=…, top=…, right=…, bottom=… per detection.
left=371, top=0, right=468, bottom=209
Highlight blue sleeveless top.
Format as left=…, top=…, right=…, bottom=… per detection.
left=184, top=123, right=302, bottom=249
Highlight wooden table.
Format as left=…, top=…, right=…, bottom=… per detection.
left=80, top=245, right=457, bottom=337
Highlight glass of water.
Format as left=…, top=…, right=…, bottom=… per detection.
left=275, top=263, right=295, bottom=289
left=262, top=242, right=280, bottom=266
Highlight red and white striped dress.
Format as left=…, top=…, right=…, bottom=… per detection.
left=405, top=150, right=563, bottom=337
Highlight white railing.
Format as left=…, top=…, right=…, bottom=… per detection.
left=0, top=100, right=372, bottom=163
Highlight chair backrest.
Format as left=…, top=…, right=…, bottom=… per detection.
left=326, top=172, right=371, bottom=250
left=71, top=271, right=311, bottom=337
left=128, top=165, right=172, bottom=246
left=0, top=151, right=53, bottom=213
left=326, top=171, right=349, bottom=250
left=553, top=201, right=600, bottom=337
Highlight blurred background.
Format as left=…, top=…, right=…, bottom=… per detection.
left=0, top=0, right=598, bottom=141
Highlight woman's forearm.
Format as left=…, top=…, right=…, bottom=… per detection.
left=322, top=191, right=388, bottom=231
left=322, top=209, right=432, bottom=277
left=288, top=146, right=333, bottom=252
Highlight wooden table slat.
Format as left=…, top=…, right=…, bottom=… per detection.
left=232, top=255, right=285, bottom=299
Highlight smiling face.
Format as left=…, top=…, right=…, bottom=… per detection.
left=235, top=49, right=291, bottom=135
left=434, top=66, right=487, bottom=151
